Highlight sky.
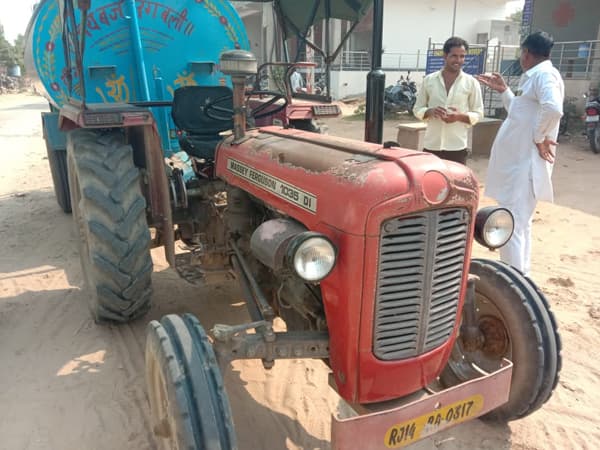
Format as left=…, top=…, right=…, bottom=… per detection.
left=0, top=0, right=37, bottom=43
left=506, top=0, right=525, bottom=16
left=0, top=0, right=526, bottom=45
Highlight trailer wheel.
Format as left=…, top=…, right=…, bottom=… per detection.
left=47, top=147, right=71, bottom=213
left=67, top=129, right=152, bottom=323
left=440, top=259, right=561, bottom=421
left=146, top=314, right=237, bottom=450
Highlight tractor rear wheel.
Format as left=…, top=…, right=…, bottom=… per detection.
left=67, top=129, right=152, bottom=323
left=47, top=147, right=71, bottom=213
left=440, top=258, right=561, bottom=421
left=146, top=314, right=237, bottom=450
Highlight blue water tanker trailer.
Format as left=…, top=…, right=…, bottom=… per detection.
left=26, top=0, right=250, bottom=213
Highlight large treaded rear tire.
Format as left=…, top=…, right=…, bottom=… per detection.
left=146, top=314, right=237, bottom=450
left=440, top=258, right=561, bottom=421
left=47, top=147, right=71, bottom=213
left=67, top=129, right=152, bottom=323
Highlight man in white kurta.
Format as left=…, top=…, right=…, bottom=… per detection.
left=477, top=32, right=564, bottom=276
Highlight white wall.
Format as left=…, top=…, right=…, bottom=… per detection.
left=382, top=0, right=508, bottom=55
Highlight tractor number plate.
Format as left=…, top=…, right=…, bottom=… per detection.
left=331, top=360, right=512, bottom=450
left=585, top=115, right=599, bottom=122
left=384, top=395, right=483, bottom=448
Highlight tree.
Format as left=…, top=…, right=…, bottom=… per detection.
left=507, top=9, right=523, bottom=24
left=0, top=23, right=15, bottom=69
left=0, top=23, right=26, bottom=75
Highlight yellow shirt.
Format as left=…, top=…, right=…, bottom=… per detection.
left=413, top=70, right=484, bottom=151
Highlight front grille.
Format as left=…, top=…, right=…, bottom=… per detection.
left=373, top=208, right=469, bottom=360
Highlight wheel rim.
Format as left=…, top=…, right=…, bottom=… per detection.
left=446, top=292, right=512, bottom=380
left=148, top=354, right=179, bottom=450
left=594, top=129, right=600, bottom=150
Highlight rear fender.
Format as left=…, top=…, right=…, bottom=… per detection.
left=41, top=111, right=67, bottom=151
left=128, top=124, right=175, bottom=267
left=56, top=101, right=175, bottom=266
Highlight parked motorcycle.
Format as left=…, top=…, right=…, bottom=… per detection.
left=384, top=71, right=417, bottom=114
left=584, top=93, right=600, bottom=153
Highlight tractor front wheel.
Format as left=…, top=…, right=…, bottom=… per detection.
left=440, top=258, right=561, bottom=421
left=67, top=129, right=152, bottom=322
left=145, top=314, right=236, bottom=450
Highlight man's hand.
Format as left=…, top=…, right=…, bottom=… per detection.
left=475, top=73, right=508, bottom=93
left=441, top=107, right=461, bottom=123
left=535, top=138, right=557, bottom=163
left=424, top=106, right=447, bottom=119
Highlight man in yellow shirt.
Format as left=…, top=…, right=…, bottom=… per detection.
left=413, top=37, right=484, bottom=164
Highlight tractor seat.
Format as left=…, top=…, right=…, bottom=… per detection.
left=171, top=86, right=233, bottom=159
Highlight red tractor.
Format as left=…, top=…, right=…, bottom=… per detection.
left=142, top=50, right=561, bottom=449
left=249, top=61, right=340, bottom=133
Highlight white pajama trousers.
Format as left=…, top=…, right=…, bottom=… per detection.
left=498, top=179, right=537, bottom=276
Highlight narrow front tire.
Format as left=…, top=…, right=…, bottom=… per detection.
left=440, top=259, right=561, bottom=421
left=145, top=314, right=237, bottom=450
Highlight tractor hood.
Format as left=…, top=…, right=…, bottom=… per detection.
left=215, top=126, right=478, bottom=235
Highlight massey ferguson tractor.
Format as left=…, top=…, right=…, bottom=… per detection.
left=26, top=0, right=561, bottom=449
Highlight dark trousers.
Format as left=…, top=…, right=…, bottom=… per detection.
left=424, top=148, right=468, bottom=165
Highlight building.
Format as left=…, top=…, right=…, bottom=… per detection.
left=234, top=0, right=520, bottom=99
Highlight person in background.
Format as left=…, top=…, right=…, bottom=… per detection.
left=476, top=31, right=564, bottom=276
left=290, top=68, right=305, bottom=93
left=413, top=36, right=484, bottom=165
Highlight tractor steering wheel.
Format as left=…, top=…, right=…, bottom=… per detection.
left=203, top=94, right=235, bottom=122
left=203, top=90, right=288, bottom=122
left=246, top=90, right=288, bottom=120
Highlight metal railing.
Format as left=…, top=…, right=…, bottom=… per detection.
left=335, top=50, right=371, bottom=71
left=331, top=50, right=427, bottom=71
left=381, top=51, right=426, bottom=71
left=481, top=40, right=600, bottom=116
left=551, top=40, right=600, bottom=80
left=481, top=44, right=521, bottom=117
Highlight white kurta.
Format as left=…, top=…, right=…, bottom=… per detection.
left=485, top=60, right=564, bottom=275
left=485, top=60, right=564, bottom=204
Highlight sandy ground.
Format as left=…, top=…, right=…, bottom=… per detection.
left=0, top=92, right=599, bottom=450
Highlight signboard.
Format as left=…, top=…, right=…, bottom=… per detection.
left=522, top=0, right=534, bottom=27
left=521, top=0, right=535, bottom=35
left=425, top=47, right=487, bottom=75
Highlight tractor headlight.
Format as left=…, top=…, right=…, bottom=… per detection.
left=287, top=233, right=337, bottom=282
left=474, top=207, right=514, bottom=249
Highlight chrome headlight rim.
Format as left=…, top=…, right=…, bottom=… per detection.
left=286, top=232, right=337, bottom=282
left=474, top=206, right=514, bottom=249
